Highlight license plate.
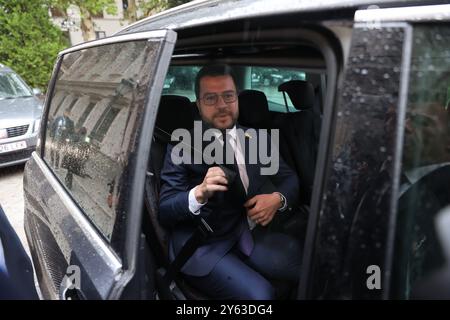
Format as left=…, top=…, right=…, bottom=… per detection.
left=0, top=141, right=27, bottom=154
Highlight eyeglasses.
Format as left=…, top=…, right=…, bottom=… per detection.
left=200, top=91, right=237, bottom=106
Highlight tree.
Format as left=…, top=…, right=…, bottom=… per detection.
left=0, top=0, right=67, bottom=90
left=51, top=0, right=117, bottom=42
left=124, top=0, right=138, bottom=23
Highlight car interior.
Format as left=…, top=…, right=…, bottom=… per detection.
left=141, top=24, right=333, bottom=299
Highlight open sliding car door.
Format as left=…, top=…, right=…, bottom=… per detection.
left=24, top=29, right=176, bottom=299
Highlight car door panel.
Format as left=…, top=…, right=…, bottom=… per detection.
left=24, top=29, right=177, bottom=299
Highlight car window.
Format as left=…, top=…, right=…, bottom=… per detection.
left=250, top=66, right=306, bottom=112
left=0, top=72, right=33, bottom=99
left=43, top=40, right=162, bottom=241
left=392, top=25, right=450, bottom=298
left=162, top=65, right=311, bottom=113
left=163, top=65, right=200, bottom=101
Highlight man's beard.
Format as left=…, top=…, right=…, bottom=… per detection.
left=207, top=111, right=238, bottom=129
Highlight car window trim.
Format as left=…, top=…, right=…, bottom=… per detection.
left=110, top=29, right=177, bottom=298
left=38, top=55, right=63, bottom=157
left=380, top=22, right=410, bottom=299
left=59, top=30, right=176, bottom=56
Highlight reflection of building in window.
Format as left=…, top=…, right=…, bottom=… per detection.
left=91, top=105, right=121, bottom=142
left=95, top=31, right=106, bottom=39
left=77, top=102, right=96, bottom=128
left=53, top=95, right=76, bottom=117
left=67, top=97, right=79, bottom=112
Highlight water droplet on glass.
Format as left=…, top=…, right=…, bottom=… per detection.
left=383, top=73, right=390, bottom=79
left=361, top=69, right=368, bottom=75
left=380, top=146, right=387, bottom=153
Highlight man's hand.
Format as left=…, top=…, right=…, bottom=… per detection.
left=244, top=193, right=281, bottom=226
left=195, top=166, right=228, bottom=203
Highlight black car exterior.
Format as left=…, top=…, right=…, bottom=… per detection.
left=23, top=0, right=450, bottom=300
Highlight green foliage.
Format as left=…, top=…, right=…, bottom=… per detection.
left=49, top=0, right=117, bottom=17
left=138, top=0, right=191, bottom=17
left=0, top=0, right=67, bottom=90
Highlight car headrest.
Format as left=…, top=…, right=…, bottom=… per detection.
left=155, top=95, right=194, bottom=144
left=278, top=80, right=315, bottom=110
left=238, top=90, right=271, bottom=129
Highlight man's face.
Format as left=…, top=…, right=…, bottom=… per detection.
left=196, top=75, right=239, bottom=130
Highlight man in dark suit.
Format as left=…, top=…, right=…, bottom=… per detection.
left=159, top=64, right=301, bottom=299
left=0, top=204, right=39, bottom=299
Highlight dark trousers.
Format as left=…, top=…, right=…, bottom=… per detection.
left=184, top=229, right=302, bottom=299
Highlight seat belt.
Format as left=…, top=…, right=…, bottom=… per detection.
left=154, top=164, right=237, bottom=300
left=155, top=216, right=214, bottom=299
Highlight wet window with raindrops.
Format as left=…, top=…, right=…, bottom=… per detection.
left=392, top=25, right=450, bottom=299
left=43, top=40, right=161, bottom=242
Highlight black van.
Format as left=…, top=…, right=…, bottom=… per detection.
left=23, top=0, right=450, bottom=299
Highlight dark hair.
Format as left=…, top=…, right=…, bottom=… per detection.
left=195, top=64, right=237, bottom=100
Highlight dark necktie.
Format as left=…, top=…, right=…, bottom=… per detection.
left=221, top=132, right=246, bottom=201
left=222, top=132, right=254, bottom=255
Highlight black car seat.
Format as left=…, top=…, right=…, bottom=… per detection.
left=238, top=89, right=306, bottom=237
left=238, top=89, right=296, bottom=170
left=277, top=80, right=321, bottom=205
left=238, top=89, right=305, bottom=297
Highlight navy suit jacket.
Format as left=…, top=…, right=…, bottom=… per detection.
left=158, top=125, right=299, bottom=276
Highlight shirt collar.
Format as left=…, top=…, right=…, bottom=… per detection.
left=213, top=125, right=237, bottom=141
